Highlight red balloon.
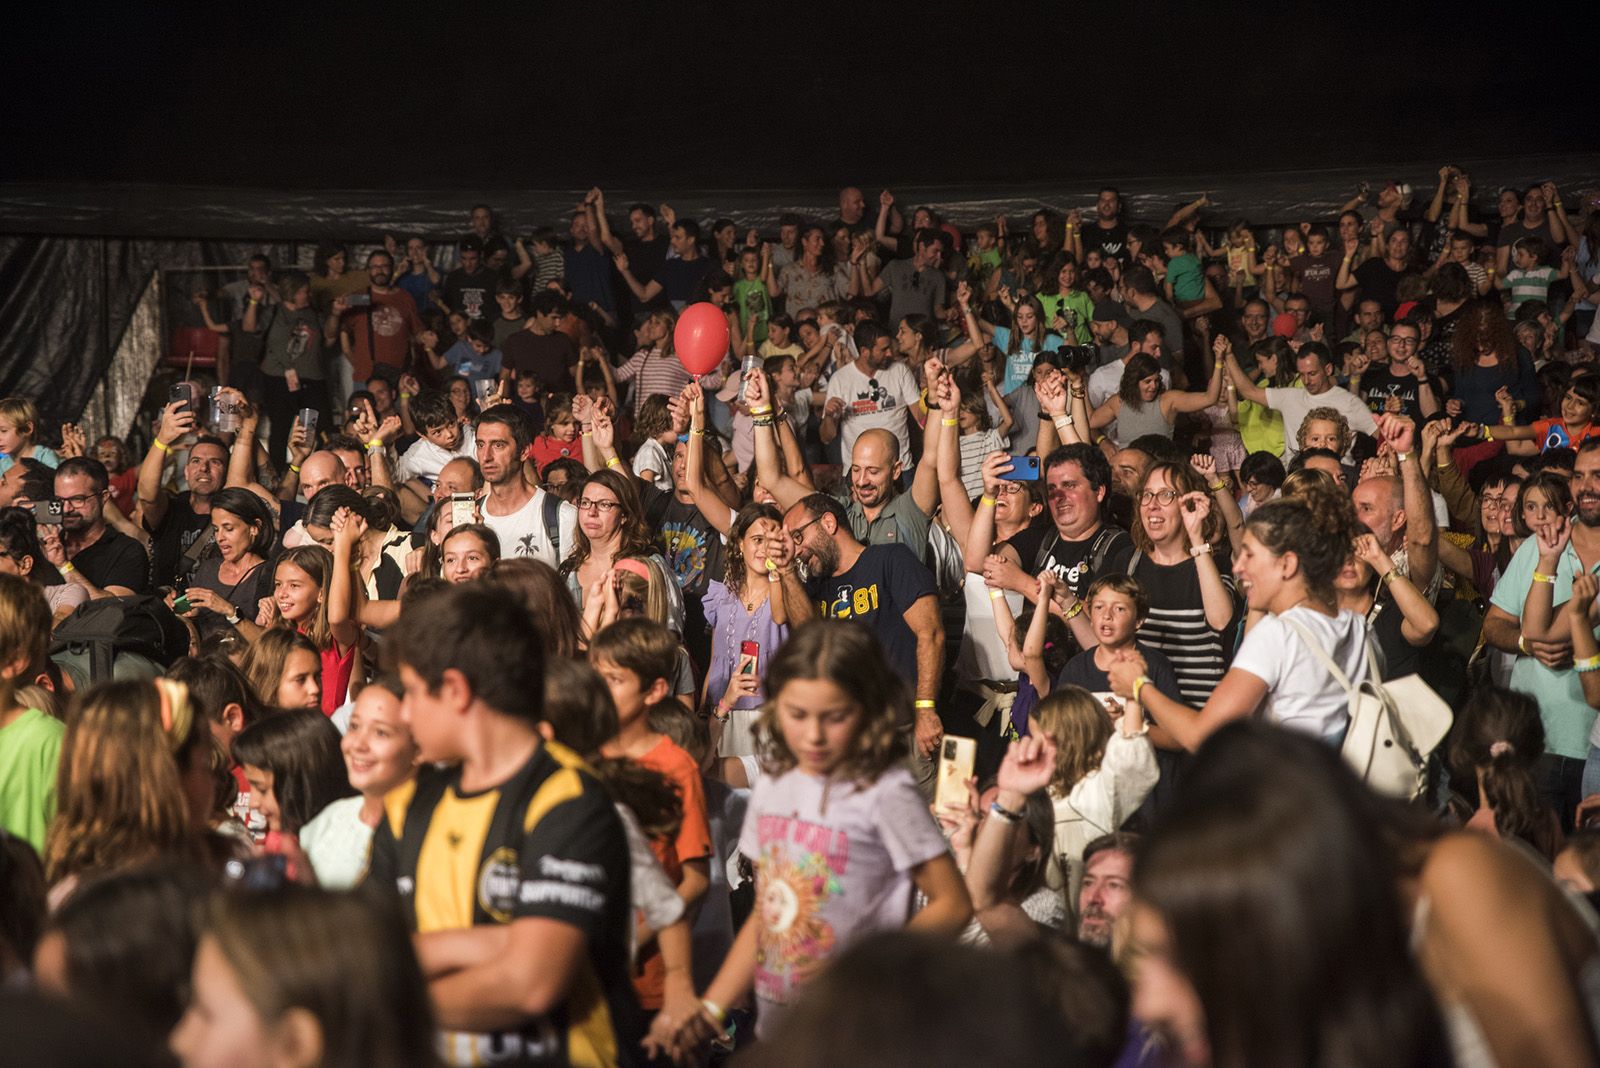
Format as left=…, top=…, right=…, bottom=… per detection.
left=673, top=302, right=730, bottom=376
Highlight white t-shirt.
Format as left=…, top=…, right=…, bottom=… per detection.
left=1230, top=606, right=1370, bottom=742
left=824, top=359, right=920, bottom=461
left=480, top=485, right=579, bottom=568
left=631, top=437, right=673, bottom=491
left=298, top=796, right=373, bottom=891
left=1265, top=385, right=1378, bottom=460
left=394, top=424, right=477, bottom=485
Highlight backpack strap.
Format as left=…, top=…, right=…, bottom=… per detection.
left=1088, top=525, right=1119, bottom=580
left=541, top=489, right=562, bottom=561
left=1125, top=548, right=1143, bottom=577
left=1280, top=616, right=1359, bottom=697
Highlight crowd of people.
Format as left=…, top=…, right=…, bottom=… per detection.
left=3, top=171, right=1600, bottom=1067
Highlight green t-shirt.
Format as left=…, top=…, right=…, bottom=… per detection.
left=1236, top=376, right=1286, bottom=457
left=0, top=708, right=63, bottom=853
left=1038, top=290, right=1095, bottom=344
left=733, top=279, right=771, bottom=345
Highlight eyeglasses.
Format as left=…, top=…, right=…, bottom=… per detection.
left=57, top=493, right=100, bottom=508
left=788, top=516, right=823, bottom=543
left=1139, top=489, right=1181, bottom=506
left=1389, top=336, right=1419, bottom=348
left=575, top=497, right=620, bottom=513
left=994, top=482, right=1027, bottom=496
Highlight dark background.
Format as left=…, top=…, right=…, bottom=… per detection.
left=2, top=2, right=1594, bottom=193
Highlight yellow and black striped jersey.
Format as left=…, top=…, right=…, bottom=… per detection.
left=367, top=740, right=643, bottom=1067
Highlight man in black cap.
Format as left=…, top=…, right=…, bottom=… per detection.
left=1088, top=299, right=1131, bottom=368
left=441, top=236, right=495, bottom=322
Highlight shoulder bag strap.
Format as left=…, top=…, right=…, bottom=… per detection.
left=1280, top=615, right=1358, bottom=697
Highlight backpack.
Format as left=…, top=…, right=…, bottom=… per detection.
left=1282, top=617, right=1453, bottom=800
left=1032, top=525, right=1123, bottom=591
left=49, top=595, right=190, bottom=687
left=541, top=489, right=563, bottom=561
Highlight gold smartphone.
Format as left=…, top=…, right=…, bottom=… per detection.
left=935, top=735, right=977, bottom=811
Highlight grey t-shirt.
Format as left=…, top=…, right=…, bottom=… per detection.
left=260, top=305, right=325, bottom=380
left=1126, top=298, right=1185, bottom=370
left=878, top=259, right=947, bottom=325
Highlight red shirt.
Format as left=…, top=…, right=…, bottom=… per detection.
left=632, top=735, right=712, bottom=1009
left=340, top=288, right=423, bottom=380
left=528, top=434, right=581, bottom=475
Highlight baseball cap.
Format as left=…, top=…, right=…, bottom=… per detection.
left=1092, top=300, right=1129, bottom=326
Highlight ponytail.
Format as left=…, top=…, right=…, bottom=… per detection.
left=1448, top=685, right=1559, bottom=860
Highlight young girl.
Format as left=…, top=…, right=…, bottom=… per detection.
left=684, top=620, right=973, bottom=1044
left=989, top=296, right=1062, bottom=395
left=298, top=676, right=419, bottom=890
left=171, top=885, right=437, bottom=1068
left=263, top=545, right=359, bottom=716
left=0, top=397, right=60, bottom=474
left=528, top=392, right=583, bottom=473
left=988, top=570, right=1072, bottom=738
left=953, top=369, right=1012, bottom=499
left=1448, top=684, right=1562, bottom=861
left=631, top=393, right=676, bottom=491
left=438, top=522, right=500, bottom=585
left=231, top=708, right=352, bottom=844
left=240, top=627, right=323, bottom=711
left=1472, top=373, right=1600, bottom=453
left=1219, top=220, right=1262, bottom=297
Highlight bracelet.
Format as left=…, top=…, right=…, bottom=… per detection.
left=701, top=999, right=728, bottom=1027
left=942, top=417, right=958, bottom=427
left=1578, top=655, right=1600, bottom=674
left=1395, top=451, right=1411, bottom=464
left=1053, top=414, right=1074, bottom=428
left=749, top=405, right=773, bottom=416
left=225, top=610, right=242, bottom=625
left=989, top=800, right=1024, bottom=824
left=1131, top=675, right=1152, bottom=704
left=1380, top=569, right=1399, bottom=588
left=1501, top=416, right=1515, bottom=426
left=1532, top=571, right=1556, bottom=584
left=1483, top=427, right=1494, bottom=442
left=689, top=427, right=706, bottom=436
left=153, top=438, right=172, bottom=454
left=365, top=438, right=383, bottom=451
left=913, top=699, right=936, bottom=710
left=752, top=417, right=774, bottom=428
left=1209, top=480, right=1227, bottom=492
left=247, top=298, right=258, bottom=306
left=1518, top=635, right=1530, bottom=655
left=581, top=430, right=594, bottom=438
left=59, top=561, right=75, bottom=575
left=288, top=463, right=301, bottom=474
left=1064, top=600, right=1085, bottom=619
left=1189, top=543, right=1213, bottom=557
left=712, top=702, right=732, bottom=723
left=400, top=391, right=413, bottom=400
left=1070, top=387, right=1086, bottom=398
left=767, top=570, right=782, bottom=582
left=979, top=495, right=997, bottom=508
left=605, top=456, right=621, bottom=469
left=988, top=588, right=1005, bottom=600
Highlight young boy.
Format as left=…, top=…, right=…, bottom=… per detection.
left=395, top=389, right=477, bottom=500
left=1502, top=236, right=1560, bottom=318
left=0, top=575, right=58, bottom=854
left=491, top=278, right=528, bottom=349
left=526, top=226, right=565, bottom=292
left=733, top=246, right=771, bottom=346
left=1290, top=226, right=1344, bottom=319
left=368, top=583, right=643, bottom=1066
left=0, top=397, right=61, bottom=476
left=1057, top=575, right=1180, bottom=716
left=1159, top=228, right=1206, bottom=306
left=590, top=619, right=713, bottom=1015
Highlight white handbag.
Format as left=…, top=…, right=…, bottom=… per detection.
left=1283, top=618, right=1454, bottom=800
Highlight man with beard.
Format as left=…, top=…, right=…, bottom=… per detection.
left=334, top=249, right=424, bottom=389
left=1484, top=438, right=1600, bottom=829
left=43, top=458, right=148, bottom=598
left=1076, top=834, right=1138, bottom=949
left=783, top=492, right=943, bottom=792
left=474, top=405, right=575, bottom=569
left=138, top=400, right=229, bottom=587
left=1349, top=414, right=1438, bottom=598
left=820, top=322, right=923, bottom=463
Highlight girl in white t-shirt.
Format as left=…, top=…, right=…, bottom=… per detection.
left=1107, top=475, right=1369, bottom=748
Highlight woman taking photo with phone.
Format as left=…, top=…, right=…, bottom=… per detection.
left=169, top=488, right=275, bottom=642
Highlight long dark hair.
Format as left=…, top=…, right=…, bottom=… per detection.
left=0, top=506, right=63, bottom=584
left=231, top=709, right=354, bottom=834
left=724, top=502, right=784, bottom=597
left=1448, top=685, right=1559, bottom=860
left=485, top=558, right=585, bottom=658
left=207, top=487, right=276, bottom=559
left=1118, top=352, right=1164, bottom=409
left=1450, top=297, right=1517, bottom=374
left=1136, top=721, right=1448, bottom=1068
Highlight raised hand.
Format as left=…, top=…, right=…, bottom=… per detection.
left=996, top=732, right=1058, bottom=799
left=1178, top=491, right=1211, bottom=541
left=1569, top=571, right=1598, bottom=622
left=981, top=451, right=1013, bottom=497
left=1353, top=533, right=1392, bottom=575
left=956, top=279, right=972, bottom=308
left=1535, top=514, right=1571, bottom=562
left=1375, top=412, right=1416, bottom=455
left=880, top=189, right=895, bottom=209
left=1034, top=373, right=1068, bottom=418
left=156, top=400, right=197, bottom=446
left=330, top=506, right=367, bottom=549
left=1189, top=452, right=1217, bottom=482
left=1107, top=649, right=1151, bottom=699
left=58, top=423, right=87, bottom=459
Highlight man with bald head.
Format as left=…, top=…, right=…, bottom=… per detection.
left=1350, top=414, right=1437, bottom=597
left=836, top=187, right=868, bottom=229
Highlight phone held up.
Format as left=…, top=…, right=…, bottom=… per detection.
left=999, top=455, right=1040, bottom=481
left=935, top=735, right=976, bottom=811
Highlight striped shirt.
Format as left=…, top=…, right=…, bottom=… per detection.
left=613, top=347, right=726, bottom=416
left=957, top=429, right=1006, bottom=500
left=1130, top=553, right=1237, bottom=706
left=1502, top=266, right=1557, bottom=316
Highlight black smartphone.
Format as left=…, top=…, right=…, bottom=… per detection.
left=999, top=455, right=1040, bottom=481
left=168, top=382, right=194, bottom=415
left=31, top=499, right=62, bottom=525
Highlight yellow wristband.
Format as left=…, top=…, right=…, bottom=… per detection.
left=1131, top=675, right=1152, bottom=703
left=605, top=456, right=621, bottom=469
left=288, top=463, right=301, bottom=474
left=979, top=495, right=997, bottom=508
left=1483, top=427, right=1494, bottom=442
left=1577, top=654, right=1600, bottom=674
left=1532, top=571, right=1556, bottom=584
left=400, top=391, right=413, bottom=400
left=365, top=438, right=383, bottom=451
left=942, top=417, right=958, bottom=427
left=1064, top=600, right=1085, bottom=619
left=153, top=438, right=172, bottom=454
left=59, top=561, right=75, bottom=575
left=913, top=699, right=936, bottom=709
left=1209, top=480, right=1227, bottom=492
left=988, top=588, right=1005, bottom=600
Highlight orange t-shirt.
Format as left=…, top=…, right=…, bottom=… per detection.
left=632, top=735, right=712, bottom=1009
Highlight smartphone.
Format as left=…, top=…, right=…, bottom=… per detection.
left=999, top=455, right=1040, bottom=481
left=737, top=640, right=760, bottom=678
left=296, top=407, right=319, bottom=440
left=935, top=735, right=976, bottom=811
left=31, top=499, right=63, bottom=525
left=168, top=382, right=195, bottom=415
left=344, top=292, right=372, bottom=307
left=449, top=493, right=476, bottom=527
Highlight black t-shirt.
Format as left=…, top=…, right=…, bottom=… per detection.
left=366, top=744, right=643, bottom=1066
left=502, top=330, right=579, bottom=393
left=1058, top=641, right=1181, bottom=702
left=1360, top=365, right=1435, bottom=422
left=808, top=543, right=936, bottom=705
left=624, top=235, right=669, bottom=286
left=1370, top=595, right=1421, bottom=680
left=642, top=485, right=724, bottom=599
left=657, top=256, right=714, bottom=307
left=149, top=491, right=211, bottom=587
left=71, top=528, right=150, bottom=593
left=1353, top=258, right=1406, bottom=319
left=443, top=266, right=496, bottom=321
left=1085, top=221, right=1130, bottom=262
left=1003, top=523, right=1135, bottom=603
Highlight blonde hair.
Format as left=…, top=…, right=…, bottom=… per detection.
left=0, top=396, right=39, bottom=443
left=0, top=573, right=50, bottom=711
left=45, top=680, right=202, bottom=886
left=1032, top=686, right=1113, bottom=795
left=615, top=555, right=673, bottom=626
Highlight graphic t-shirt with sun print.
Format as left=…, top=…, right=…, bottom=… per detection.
left=737, top=764, right=952, bottom=1039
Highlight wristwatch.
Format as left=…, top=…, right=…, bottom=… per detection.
left=225, top=609, right=242, bottom=625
